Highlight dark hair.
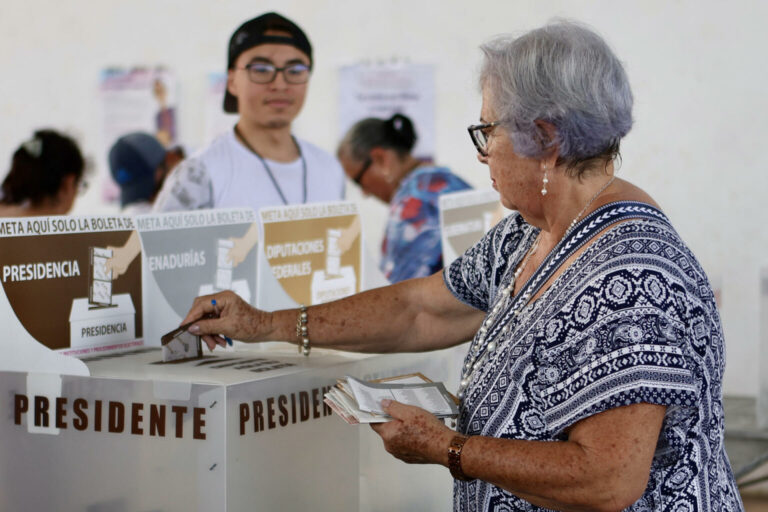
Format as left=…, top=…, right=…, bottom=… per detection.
left=1, top=129, right=85, bottom=206
left=340, top=113, right=418, bottom=162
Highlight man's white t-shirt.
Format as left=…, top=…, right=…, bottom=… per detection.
left=153, top=130, right=345, bottom=212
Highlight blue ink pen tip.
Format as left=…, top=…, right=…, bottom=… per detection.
left=225, top=336, right=233, bottom=346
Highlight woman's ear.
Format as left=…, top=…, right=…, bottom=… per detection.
left=60, top=173, right=77, bottom=196
left=534, top=120, right=560, bottom=166
left=369, top=147, right=398, bottom=183
left=369, top=147, right=389, bottom=167
left=55, top=173, right=78, bottom=213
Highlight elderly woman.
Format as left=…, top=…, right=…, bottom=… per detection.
left=182, top=21, right=743, bottom=512
left=338, top=113, right=471, bottom=283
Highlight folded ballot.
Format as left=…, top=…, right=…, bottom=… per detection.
left=324, top=373, right=459, bottom=424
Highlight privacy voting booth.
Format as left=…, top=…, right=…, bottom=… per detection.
left=0, top=203, right=476, bottom=511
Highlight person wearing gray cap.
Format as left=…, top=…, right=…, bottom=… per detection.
left=153, top=12, right=344, bottom=213
left=109, top=132, right=184, bottom=215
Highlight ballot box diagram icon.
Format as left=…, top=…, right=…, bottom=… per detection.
left=139, top=223, right=257, bottom=318
left=0, top=228, right=142, bottom=352
left=310, top=228, right=356, bottom=305
left=260, top=206, right=362, bottom=307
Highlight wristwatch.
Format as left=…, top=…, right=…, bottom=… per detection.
left=447, top=434, right=474, bottom=481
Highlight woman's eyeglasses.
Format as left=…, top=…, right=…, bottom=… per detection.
left=353, top=158, right=372, bottom=185
left=467, top=121, right=500, bottom=157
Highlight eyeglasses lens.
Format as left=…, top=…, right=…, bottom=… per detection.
left=354, top=158, right=372, bottom=185
left=476, top=130, right=488, bottom=152
left=247, top=63, right=310, bottom=84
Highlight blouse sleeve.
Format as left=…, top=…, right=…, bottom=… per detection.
left=537, top=238, right=704, bottom=435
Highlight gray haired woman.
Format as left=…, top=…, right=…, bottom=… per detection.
left=337, top=113, right=472, bottom=283
left=182, top=21, right=743, bottom=511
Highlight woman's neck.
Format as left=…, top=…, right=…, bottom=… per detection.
left=393, top=155, right=423, bottom=183
left=235, top=121, right=298, bottom=163
left=535, top=163, right=617, bottom=242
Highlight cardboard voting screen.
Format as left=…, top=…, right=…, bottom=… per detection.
left=439, top=189, right=507, bottom=266
left=135, top=208, right=258, bottom=347
left=0, top=215, right=142, bottom=361
left=258, top=202, right=363, bottom=310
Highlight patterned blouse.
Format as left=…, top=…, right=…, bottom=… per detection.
left=381, top=166, right=471, bottom=283
left=443, top=202, right=743, bottom=512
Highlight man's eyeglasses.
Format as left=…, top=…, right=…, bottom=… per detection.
left=241, top=62, right=311, bottom=84
left=353, top=158, right=372, bottom=185
left=467, top=121, right=501, bottom=157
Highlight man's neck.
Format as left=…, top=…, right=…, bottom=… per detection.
left=235, top=121, right=299, bottom=162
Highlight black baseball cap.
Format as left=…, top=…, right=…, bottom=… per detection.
left=223, top=12, right=313, bottom=113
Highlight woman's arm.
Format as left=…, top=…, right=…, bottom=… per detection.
left=183, top=271, right=485, bottom=353
left=374, top=400, right=666, bottom=512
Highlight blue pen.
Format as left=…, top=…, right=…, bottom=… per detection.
left=211, top=299, right=233, bottom=346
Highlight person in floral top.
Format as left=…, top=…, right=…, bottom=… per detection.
left=338, top=113, right=471, bottom=282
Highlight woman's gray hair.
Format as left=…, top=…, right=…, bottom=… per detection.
left=480, top=20, right=633, bottom=174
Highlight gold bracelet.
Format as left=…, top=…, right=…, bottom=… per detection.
left=447, top=434, right=474, bottom=481
left=295, top=304, right=310, bottom=356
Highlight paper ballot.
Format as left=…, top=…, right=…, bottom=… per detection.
left=324, top=374, right=458, bottom=424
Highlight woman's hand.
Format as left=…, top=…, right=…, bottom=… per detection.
left=370, top=399, right=455, bottom=465
left=181, top=290, right=271, bottom=351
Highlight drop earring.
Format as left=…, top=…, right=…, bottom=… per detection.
left=541, top=166, right=549, bottom=196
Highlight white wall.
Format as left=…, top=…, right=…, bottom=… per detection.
left=1, top=0, right=765, bottom=396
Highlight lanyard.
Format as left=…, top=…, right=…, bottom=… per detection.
left=234, top=126, right=307, bottom=205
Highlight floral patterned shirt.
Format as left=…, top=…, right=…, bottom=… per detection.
left=381, top=166, right=471, bottom=283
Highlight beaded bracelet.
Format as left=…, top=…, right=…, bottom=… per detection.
left=296, top=304, right=310, bottom=356
left=447, top=434, right=474, bottom=481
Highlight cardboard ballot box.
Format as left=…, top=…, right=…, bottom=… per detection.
left=68, top=293, right=136, bottom=348
left=0, top=344, right=462, bottom=511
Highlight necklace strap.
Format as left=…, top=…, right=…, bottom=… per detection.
left=234, top=126, right=307, bottom=205
left=487, top=201, right=669, bottom=341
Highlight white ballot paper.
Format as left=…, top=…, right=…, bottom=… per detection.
left=325, top=374, right=458, bottom=424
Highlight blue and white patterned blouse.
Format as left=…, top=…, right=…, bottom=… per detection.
left=443, top=202, right=743, bottom=512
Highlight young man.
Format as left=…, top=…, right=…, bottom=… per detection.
left=153, top=12, right=345, bottom=212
